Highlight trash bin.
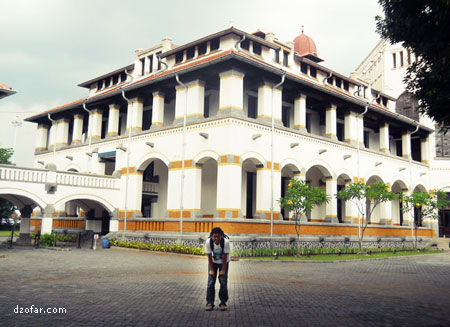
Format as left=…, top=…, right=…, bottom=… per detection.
left=102, top=238, right=110, bottom=249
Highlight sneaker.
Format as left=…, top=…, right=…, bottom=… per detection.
left=219, top=303, right=227, bottom=311
left=205, top=304, right=214, bottom=311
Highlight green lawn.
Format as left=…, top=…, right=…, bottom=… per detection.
left=0, top=230, right=19, bottom=236
left=239, top=250, right=443, bottom=261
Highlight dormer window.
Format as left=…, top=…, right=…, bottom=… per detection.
left=198, top=42, right=207, bottom=56
left=283, top=51, right=289, bottom=66
left=140, top=58, right=145, bottom=75
left=97, top=81, right=103, bottom=90
left=310, top=66, right=317, bottom=78
left=343, top=81, right=349, bottom=91
left=113, top=74, right=119, bottom=85
left=335, top=77, right=342, bottom=88
left=210, top=38, right=220, bottom=51
left=105, top=78, right=111, bottom=88
left=382, top=98, right=388, bottom=106
left=186, top=47, right=195, bottom=60
left=175, top=51, right=184, bottom=64
left=274, top=49, right=280, bottom=63
left=300, top=62, right=308, bottom=74
left=120, top=72, right=126, bottom=83
left=327, top=75, right=333, bottom=85
left=253, top=42, right=262, bottom=56
left=241, top=39, right=250, bottom=51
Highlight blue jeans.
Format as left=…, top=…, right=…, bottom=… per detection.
left=206, top=262, right=229, bottom=305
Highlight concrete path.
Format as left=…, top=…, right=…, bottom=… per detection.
left=1, top=246, right=449, bottom=326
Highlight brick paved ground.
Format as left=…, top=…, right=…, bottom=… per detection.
left=0, top=245, right=449, bottom=327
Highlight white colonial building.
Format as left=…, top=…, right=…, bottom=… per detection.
left=2, top=27, right=449, bottom=245
left=352, top=39, right=450, bottom=238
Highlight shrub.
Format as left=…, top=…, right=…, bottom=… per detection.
left=109, top=239, right=204, bottom=255
left=40, top=232, right=56, bottom=247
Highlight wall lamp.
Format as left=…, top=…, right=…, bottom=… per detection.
left=319, top=149, right=327, bottom=154
left=290, top=142, right=299, bottom=149
left=65, top=156, right=73, bottom=161
left=145, top=142, right=154, bottom=148
left=252, top=134, right=262, bottom=140
left=199, top=132, right=209, bottom=139
left=375, top=162, right=382, bottom=167
left=343, top=155, right=351, bottom=160
left=116, top=145, right=127, bottom=152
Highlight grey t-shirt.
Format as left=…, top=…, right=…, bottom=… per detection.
left=204, top=238, right=230, bottom=264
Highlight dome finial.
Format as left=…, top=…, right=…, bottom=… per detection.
left=301, top=25, right=304, bottom=33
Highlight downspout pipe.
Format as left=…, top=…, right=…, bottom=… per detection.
left=47, top=113, right=57, bottom=164
left=323, top=72, right=332, bottom=85
left=409, top=124, right=420, bottom=246
left=175, top=74, right=187, bottom=239
left=234, top=34, right=246, bottom=51
left=156, top=53, right=168, bottom=72
left=356, top=103, right=369, bottom=243
left=118, top=68, right=134, bottom=239
left=82, top=99, right=92, bottom=153
left=270, top=73, right=285, bottom=245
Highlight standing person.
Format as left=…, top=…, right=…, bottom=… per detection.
left=204, top=227, right=230, bottom=311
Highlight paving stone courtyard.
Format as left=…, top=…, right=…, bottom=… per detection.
left=0, top=245, right=449, bottom=327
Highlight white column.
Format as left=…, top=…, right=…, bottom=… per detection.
left=219, top=69, right=245, bottom=114
left=41, top=206, right=54, bottom=235
left=325, top=104, right=337, bottom=140
left=175, top=80, right=205, bottom=121
left=421, top=136, right=430, bottom=164
left=127, top=97, right=143, bottom=134
left=325, top=177, right=338, bottom=222
left=72, top=114, right=83, bottom=144
left=257, top=83, right=272, bottom=119
left=152, top=91, right=165, bottom=127
left=48, top=121, right=57, bottom=150
left=166, top=161, right=201, bottom=218
left=344, top=112, right=357, bottom=145
left=107, top=104, right=120, bottom=137
left=254, top=163, right=281, bottom=220
left=35, top=124, right=49, bottom=151
left=56, top=118, right=69, bottom=149
left=379, top=123, right=390, bottom=153
left=294, top=93, right=307, bottom=131
left=216, top=156, right=242, bottom=218
left=88, top=109, right=103, bottom=141
left=402, top=132, right=411, bottom=159
left=379, top=201, right=392, bottom=225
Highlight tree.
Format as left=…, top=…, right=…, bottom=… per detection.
left=376, top=0, right=450, bottom=130
left=0, top=148, right=16, bottom=222
left=401, top=190, right=450, bottom=247
left=0, top=148, right=14, bottom=165
left=337, top=182, right=397, bottom=252
left=279, top=179, right=330, bottom=255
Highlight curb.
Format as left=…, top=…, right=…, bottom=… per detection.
left=235, top=251, right=446, bottom=263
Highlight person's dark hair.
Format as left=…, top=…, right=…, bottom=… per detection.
left=210, top=227, right=224, bottom=237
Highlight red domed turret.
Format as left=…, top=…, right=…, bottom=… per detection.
left=293, top=27, right=323, bottom=63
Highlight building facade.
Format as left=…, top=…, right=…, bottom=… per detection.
left=352, top=39, right=450, bottom=237
left=16, top=27, right=450, bottom=244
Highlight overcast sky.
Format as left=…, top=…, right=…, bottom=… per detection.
left=0, top=0, right=383, bottom=166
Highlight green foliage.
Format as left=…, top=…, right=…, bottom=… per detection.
left=110, top=239, right=204, bottom=255
left=401, top=190, right=450, bottom=220
left=56, top=235, right=77, bottom=243
left=0, top=199, right=16, bottom=222
left=40, top=232, right=56, bottom=247
left=337, top=182, right=397, bottom=222
left=279, top=179, right=330, bottom=219
left=376, top=0, right=450, bottom=129
left=0, top=148, right=14, bottom=165
left=231, top=246, right=424, bottom=257
left=279, top=179, right=329, bottom=255
left=337, top=182, right=397, bottom=251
